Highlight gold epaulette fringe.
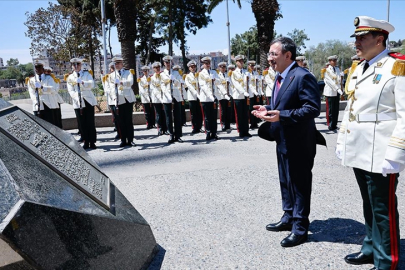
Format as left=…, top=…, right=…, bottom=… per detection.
left=262, top=70, right=268, bottom=76
left=320, top=68, right=326, bottom=79
left=137, top=78, right=141, bottom=83
left=130, top=69, right=135, bottom=75
left=228, top=71, right=233, bottom=76
left=216, top=69, right=219, bottom=74
left=25, top=77, right=30, bottom=85
left=182, top=74, right=187, bottom=80
left=50, top=73, right=57, bottom=82
left=89, top=70, right=93, bottom=76
left=179, top=70, right=183, bottom=76
left=195, top=72, right=199, bottom=77
left=147, top=77, right=151, bottom=82
left=345, top=60, right=360, bottom=100
left=391, top=60, right=405, bottom=76
left=64, top=74, right=69, bottom=82
left=102, top=76, right=106, bottom=83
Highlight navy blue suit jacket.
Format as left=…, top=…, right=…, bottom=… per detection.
left=265, top=63, right=320, bottom=155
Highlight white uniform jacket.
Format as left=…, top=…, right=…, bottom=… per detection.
left=67, top=71, right=97, bottom=109
left=103, top=74, right=115, bottom=106
left=337, top=52, right=405, bottom=173
left=150, top=72, right=164, bottom=104
left=198, top=69, right=218, bottom=102
left=323, top=65, right=341, bottom=97
left=50, top=74, right=64, bottom=104
left=108, top=69, right=135, bottom=104
left=28, top=74, right=59, bottom=111
left=185, top=73, right=199, bottom=101
left=247, top=70, right=259, bottom=97
left=264, top=67, right=276, bottom=97
left=216, top=71, right=230, bottom=100
left=230, top=68, right=248, bottom=100
left=138, top=75, right=152, bottom=104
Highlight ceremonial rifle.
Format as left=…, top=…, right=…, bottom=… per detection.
left=210, top=69, right=217, bottom=109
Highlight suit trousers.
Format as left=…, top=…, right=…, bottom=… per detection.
left=326, top=95, right=340, bottom=129
left=53, top=105, right=63, bottom=129
left=74, top=100, right=96, bottom=144
left=109, top=105, right=120, bottom=137
left=201, top=101, right=218, bottom=135
left=172, top=100, right=183, bottom=138
left=189, top=100, right=203, bottom=132
left=35, top=104, right=55, bottom=126
left=163, top=103, right=175, bottom=136
left=276, top=144, right=314, bottom=235
left=118, top=100, right=134, bottom=143
left=153, top=103, right=167, bottom=133
left=219, top=99, right=231, bottom=130
left=353, top=168, right=399, bottom=270
left=181, top=102, right=186, bottom=125
left=142, top=103, right=156, bottom=128
left=229, top=98, right=236, bottom=124
left=233, top=99, right=249, bottom=136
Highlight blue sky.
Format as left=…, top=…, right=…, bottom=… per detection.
left=0, top=0, right=404, bottom=64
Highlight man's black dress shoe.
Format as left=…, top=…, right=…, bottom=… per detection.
left=90, top=143, right=97, bottom=149
left=280, top=233, right=308, bottom=247
left=127, top=142, right=136, bottom=147
left=266, top=221, right=292, bottom=232
left=119, top=142, right=126, bottom=147
left=168, top=137, right=175, bottom=144
left=174, top=137, right=183, bottom=143
left=245, top=133, right=252, bottom=137
left=344, top=252, right=373, bottom=265
left=206, top=133, right=212, bottom=141
left=211, top=134, right=220, bottom=140
left=191, top=130, right=200, bottom=134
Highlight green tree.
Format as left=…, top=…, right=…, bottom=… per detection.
left=24, top=3, right=89, bottom=61
left=287, top=29, right=310, bottom=55
left=6, top=58, right=20, bottom=67
left=231, top=26, right=259, bottom=61
left=306, top=40, right=356, bottom=81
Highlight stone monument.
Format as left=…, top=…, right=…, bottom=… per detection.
left=0, top=99, right=158, bottom=269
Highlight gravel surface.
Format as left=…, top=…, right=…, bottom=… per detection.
left=80, top=112, right=405, bottom=270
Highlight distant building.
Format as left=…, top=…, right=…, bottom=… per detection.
left=0, top=57, right=3, bottom=67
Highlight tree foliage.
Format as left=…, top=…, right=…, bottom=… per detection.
left=231, top=26, right=259, bottom=61
left=286, top=29, right=310, bottom=55
left=305, top=40, right=356, bottom=81
left=6, top=58, right=20, bottom=67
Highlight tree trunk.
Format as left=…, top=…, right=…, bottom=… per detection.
left=168, top=1, right=173, bottom=56
left=251, top=0, right=279, bottom=68
left=108, top=22, right=113, bottom=57
left=146, top=16, right=156, bottom=65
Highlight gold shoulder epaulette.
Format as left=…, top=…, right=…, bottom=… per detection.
left=25, top=77, right=30, bottom=85
left=195, top=72, right=199, bottom=77
left=64, top=74, right=69, bottom=82
left=130, top=69, right=135, bottom=75
left=102, top=75, right=107, bottom=83
left=55, top=78, right=61, bottom=84
left=392, top=59, right=405, bottom=76
left=228, top=71, right=233, bottom=76
left=147, top=77, right=151, bottom=82
left=179, top=70, right=183, bottom=76
left=50, top=73, right=57, bottom=82
left=216, top=69, right=219, bottom=74
left=137, top=78, right=141, bottom=83
left=182, top=74, right=187, bottom=80
left=263, top=70, right=268, bottom=76
left=88, top=70, right=93, bottom=76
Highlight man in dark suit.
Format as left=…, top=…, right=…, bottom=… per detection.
left=252, top=37, right=321, bottom=247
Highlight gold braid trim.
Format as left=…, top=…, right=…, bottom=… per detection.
left=89, top=70, right=93, bottom=76
left=345, top=60, right=360, bottom=100
left=321, top=68, right=326, bottom=79
left=182, top=74, right=187, bottom=80
left=179, top=70, right=183, bottom=76
left=228, top=71, right=233, bottom=76
left=25, top=77, right=30, bottom=85
left=262, top=70, right=268, bottom=76
left=137, top=78, right=141, bottom=83
left=64, top=74, right=69, bottom=82
left=130, top=69, right=135, bottom=75
left=391, top=60, right=405, bottom=76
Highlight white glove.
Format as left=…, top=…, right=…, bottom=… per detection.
left=210, top=73, right=215, bottom=80
left=244, top=92, right=250, bottom=97
left=34, top=81, right=42, bottom=88
left=225, top=95, right=231, bottom=101
left=382, top=159, right=401, bottom=176
left=335, top=144, right=343, bottom=160
left=253, top=91, right=259, bottom=96
left=76, top=78, right=83, bottom=84
left=115, top=78, right=120, bottom=84
left=337, top=88, right=343, bottom=95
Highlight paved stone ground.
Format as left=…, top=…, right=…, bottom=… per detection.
left=70, top=112, right=405, bottom=270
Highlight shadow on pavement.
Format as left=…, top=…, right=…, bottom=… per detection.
left=309, top=218, right=365, bottom=244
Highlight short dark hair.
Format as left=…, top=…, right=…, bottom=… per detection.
left=370, top=31, right=388, bottom=48
left=270, top=37, right=297, bottom=61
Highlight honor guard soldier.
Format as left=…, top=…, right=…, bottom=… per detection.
left=161, top=56, right=183, bottom=143
left=138, top=65, right=156, bottom=129
left=230, top=55, right=251, bottom=137
left=108, top=57, right=136, bottom=147
left=216, top=62, right=231, bottom=131
left=336, top=16, right=402, bottom=270
left=185, top=60, right=203, bottom=133
left=104, top=62, right=121, bottom=140
left=247, top=60, right=260, bottom=129
left=198, top=56, right=220, bottom=140
left=150, top=62, right=168, bottom=136
left=66, top=58, right=97, bottom=149
left=173, top=65, right=187, bottom=126
left=263, top=60, right=276, bottom=105
left=28, top=60, right=59, bottom=125
left=227, top=64, right=236, bottom=124
left=44, top=66, right=63, bottom=128
left=295, top=55, right=305, bottom=67
left=324, top=55, right=343, bottom=130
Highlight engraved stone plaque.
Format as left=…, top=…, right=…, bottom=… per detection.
left=0, top=107, right=110, bottom=209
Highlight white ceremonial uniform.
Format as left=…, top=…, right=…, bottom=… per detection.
left=264, top=67, right=276, bottom=97
left=216, top=71, right=229, bottom=100
left=248, top=70, right=259, bottom=97
left=198, top=69, right=219, bottom=102
left=108, top=69, right=135, bottom=104
left=230, top=67, right=248, bottom=100
left=337, top=51, right=405, bottom=173
left=138, top=75, right=152, bottom=104
left=169, top=69, right=184, bottom=102
left=103, top=74, right=114, bottom=106
left=185, top=73, right=199, bottom=101
left=324, top=65, right=342, bottom=96
left=67, top=71, right=97, bottom=109
left=150, top=72, right=164, bottom=104
left=160, top=69, right=173, bottom=103
left=51, top=75, right=64, bottom=105
left=28, top=74, right=59, bottom=111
